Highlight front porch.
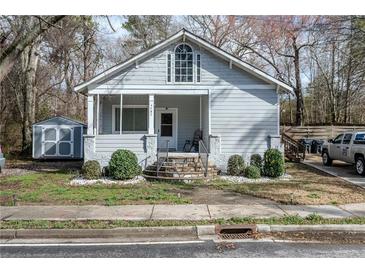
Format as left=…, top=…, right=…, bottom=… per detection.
left=84, top=92, right=213, bottom=170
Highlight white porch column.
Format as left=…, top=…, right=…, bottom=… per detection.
left=119, top=94, right=123, bottom=135
left=87, top=95, right=94, bottom=135
left=148, top=94, right=155, bottom=134
left=96, top=94, right=100, bottom=135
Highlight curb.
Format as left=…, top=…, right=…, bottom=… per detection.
left=0, top=226, right=198, bottom=240
left=256, top=224, right=365, bottom=233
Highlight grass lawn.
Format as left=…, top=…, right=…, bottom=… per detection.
left=1, top=162, right=365, bottom=206
left=1, top=215, right=365, bottom=229
left=209, top=162, right=365, bottom=205
left=0, top=170, right=192, bottom=205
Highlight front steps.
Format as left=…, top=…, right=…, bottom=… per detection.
left=143, top=154, right=220, bottom=181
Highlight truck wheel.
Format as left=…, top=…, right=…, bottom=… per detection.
left=322, top=151, right=332, bottom=166
left=355, top=156, right=365, bottom=176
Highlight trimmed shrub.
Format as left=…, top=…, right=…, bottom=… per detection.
left=245, top=165, right=261, bottom=179
left=82, top=160, right=102, bottom=179
left=227, top=154, right=245, bottom=176
left=108, top=149, right=141, bottom=180
left=263, top=148, right=285, bottom=177
left=250, top=154, right=263, bottom=171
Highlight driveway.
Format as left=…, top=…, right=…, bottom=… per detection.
left=304, top=155, right=365, bottom=188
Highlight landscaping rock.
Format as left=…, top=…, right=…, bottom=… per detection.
left=70, top=175, right=146, bottom=186
left=219, top=174, right=291, bottom=184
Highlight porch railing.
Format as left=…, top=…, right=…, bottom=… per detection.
left=156, top=140, right=169, bottom=177
left=198, top=140, right=209, bottom=177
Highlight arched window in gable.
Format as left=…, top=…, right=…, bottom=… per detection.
left=174, top=44, right=193, bottom=82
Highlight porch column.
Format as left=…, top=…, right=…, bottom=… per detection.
left=87, top=95, right=94, bottom=135
left=96, top=94, right=100, bottom=135
left=148, top=94, right=155, bottom=134
left=119, top=94, right=123, bottom=135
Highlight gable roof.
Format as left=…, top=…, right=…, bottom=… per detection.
left=32, top=116, right=86, bottom=126
left=74, top=28, right=293, bottom=93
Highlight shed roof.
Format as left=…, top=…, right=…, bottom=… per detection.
left=32, top=116, right=86, bottom=126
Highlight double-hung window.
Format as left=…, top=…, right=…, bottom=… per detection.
left=113, top=105, right=148, bottom=134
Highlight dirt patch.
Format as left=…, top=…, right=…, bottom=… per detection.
left=172, top=186, right=278, bottom=205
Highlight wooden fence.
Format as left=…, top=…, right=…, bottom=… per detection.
left=281, top=125, right=365, bottom=140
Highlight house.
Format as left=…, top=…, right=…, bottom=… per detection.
left=32, top=116, right=86, bottom=159
left=75, top=29, right=292, bottom=174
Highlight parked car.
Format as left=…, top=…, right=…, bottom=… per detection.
left=322, top=131, right=365, bottom=176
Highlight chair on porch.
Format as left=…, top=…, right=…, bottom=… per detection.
left=183, top=129, right=203, bottom=152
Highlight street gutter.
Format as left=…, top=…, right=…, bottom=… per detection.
left=1, top=224, right=365, bottom=241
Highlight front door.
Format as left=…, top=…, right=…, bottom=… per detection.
left=156, top=109, right=177, bottom=150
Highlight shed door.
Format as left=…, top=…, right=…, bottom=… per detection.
left=42, top=127, right=74, bottom=157
left=43, top=128, right=57, bottom=156
left=58, top=127, right=73, bottom=156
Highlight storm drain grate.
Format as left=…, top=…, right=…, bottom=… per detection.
left=216, top=225, right=257, bottom=240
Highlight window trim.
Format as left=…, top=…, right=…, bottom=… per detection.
left=173, top=43, right=194, bottom=83
left=166, top=53, right=172, bottom=83
left=112, top=105, right=148, bottom=134
left=196, top=53, right=201, bottom=83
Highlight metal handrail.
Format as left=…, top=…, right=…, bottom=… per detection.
left=157, top=140, right=169, bottom=177
left=198, top=139, right=209, bottom=177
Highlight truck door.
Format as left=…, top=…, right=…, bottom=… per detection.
left=330, top=134, right=344, bottom=160
left=339, top=133, right=353, bottom=162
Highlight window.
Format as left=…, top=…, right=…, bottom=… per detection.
left=196, top=54, right=201, bottom=82
left=167, top=54, right=171, bottom=82
left=342, top=134, right=352, bottom=144
left=333, top=134, right=344, bottom=144
left=113, top=106, right=148, bottom=133
left=354, top=133, right=365, bottom=145
left=174, top=44, right=193, bottom=82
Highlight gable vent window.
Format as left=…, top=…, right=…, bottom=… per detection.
left=167, top=54, right=171, bottom=82
left=175, top=44, right=193, bottom=82
left=196, top=54, right=201, bottom=82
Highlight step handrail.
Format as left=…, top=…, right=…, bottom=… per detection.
left=198, top=139, right=209, bottom=177
left=157, top=140, right=169, bottom=177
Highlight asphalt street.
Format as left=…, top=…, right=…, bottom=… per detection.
left=1, top=240, right=365, bottom=258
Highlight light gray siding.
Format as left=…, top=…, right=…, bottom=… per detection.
left=211, top=89, right=278, bottom=155
left=95, top=134, right=146, bottom=164
left=94, top=40, right=267, bottom=89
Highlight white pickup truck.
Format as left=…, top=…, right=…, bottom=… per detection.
left=322, top=131, right=365, bottom=176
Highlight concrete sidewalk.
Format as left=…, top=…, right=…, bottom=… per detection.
left=304, top=155, right=365, bottom=188
left=1, top=203, right=364, bottom=221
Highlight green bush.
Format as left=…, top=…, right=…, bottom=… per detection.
left=245, top=165, right=261, bottom=179
left=81, top=160, right=102, bottom=179
left=108, top=149, right=141, bottom=180
left=227, top=154, right=245, bottom=176
left=250, top=154, right=263, bottom=171
left=263, top=148, right=285, bottom=177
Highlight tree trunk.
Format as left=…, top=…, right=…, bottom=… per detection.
left=21, top=42, right=39, bottom=153
left=293, top=42, right=304, bottom=126
left=0, top=16, right=65, bottom=83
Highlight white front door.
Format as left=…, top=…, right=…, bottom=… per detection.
left=156, top=108, right=177, bottom=150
